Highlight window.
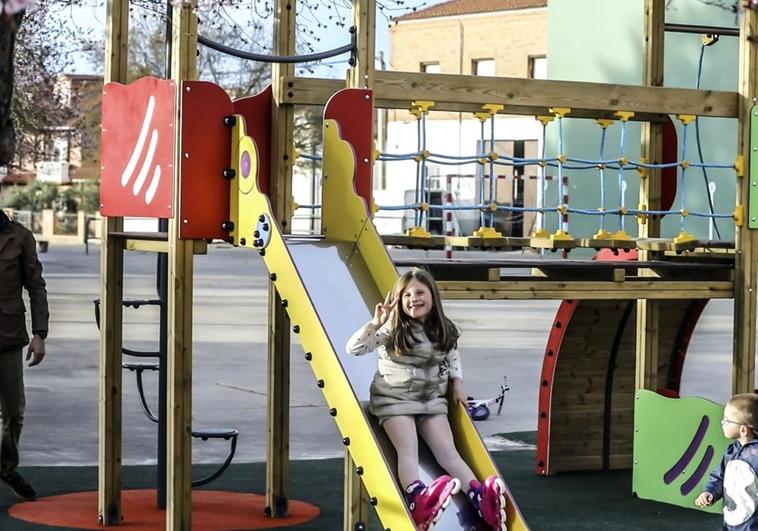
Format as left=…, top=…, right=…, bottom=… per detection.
left=420, top=62, right=441, bottom=74
left=529, top=55, right=547, bottom=80
left=472, top=58, right=495, bottom=77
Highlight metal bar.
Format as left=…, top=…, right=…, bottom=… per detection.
left=198, top=30, right=355, bottom=64
left=664, top=22, right=739, bottom=37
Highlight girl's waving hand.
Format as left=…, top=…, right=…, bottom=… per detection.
left=371, top=291, right=396, bottom=327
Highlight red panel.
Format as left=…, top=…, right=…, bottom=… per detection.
left=100, top=77, right=176, bottom=218
left=667, top=299, right=708, bottom=395
left=661, top=115, right=677, bottom=211
left=538, top=246, right=711, bottom=475
left=233, top=86, right=273, bottom=197
left=593, top=248, right=638, bottom=262
left=178, top=81, right=234, bottom=239
left=537, top=249, right=638, bottom=475
left=535, top=299, right=577, bottom=475
left=324, top=88, right=374, bottom=211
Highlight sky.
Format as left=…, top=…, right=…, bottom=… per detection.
left=52, top=0, right=421, bottom=78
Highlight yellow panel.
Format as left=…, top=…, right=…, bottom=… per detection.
left=321, top=114, right=529, bottom=530
left=228, top=115, right=412, bottom=530
left=321, top=118, right=396, bottom=295
left=229, top=113, right=529, bottom=530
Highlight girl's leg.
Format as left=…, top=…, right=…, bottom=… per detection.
left=383, top=415, right=420, bottom=488
left=417, top=414, right=477, bottom=488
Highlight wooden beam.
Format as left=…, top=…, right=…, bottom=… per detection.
left=266, top=0, right=295, bottom=518
left=167, top=3, right=197, bottom=530
left=344, top=0, right=374, bottom=525
left=279, top=71, right=739, bottom=119
left=437, top=280, right=733, bottom=300
left=98, top=0, right=128, bottom=525
left=636, top=0, right=665, bottom=391
left=733, top=7, right=758, bottom=394
left=124, top=238, right=207, bottom=254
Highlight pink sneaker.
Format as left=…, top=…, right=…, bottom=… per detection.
left=406, top=475, right=462, bottom=530
left=467, top=476, right=507, bottom=530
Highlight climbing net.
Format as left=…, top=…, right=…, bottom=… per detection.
left=296, top=102, right=738, bottom=245
left=294, top=38, right=739, bottom=246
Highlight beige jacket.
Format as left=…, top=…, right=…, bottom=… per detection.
left=346, top=320, right=462, bottom=422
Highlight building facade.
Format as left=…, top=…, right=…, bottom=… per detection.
left=379, top=0, right=548, bottom=236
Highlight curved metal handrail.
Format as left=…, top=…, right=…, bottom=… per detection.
left=126, top=363, right=239, bottom=487
left=198, top=26, right=356, bottom=64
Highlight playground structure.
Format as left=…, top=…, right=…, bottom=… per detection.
left=94, top=1, right=758, bottom=530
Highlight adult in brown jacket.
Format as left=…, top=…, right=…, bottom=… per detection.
left=0, top=209, right=48, bottom=500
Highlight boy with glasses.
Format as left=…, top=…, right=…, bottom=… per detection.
left=696, top=393, right=758, bottom=529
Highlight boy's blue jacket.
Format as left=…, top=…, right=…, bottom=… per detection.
left=705, top=439, right=758, bottom=530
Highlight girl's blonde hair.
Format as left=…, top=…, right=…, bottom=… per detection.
left=389, top=268, right=459, bottom=355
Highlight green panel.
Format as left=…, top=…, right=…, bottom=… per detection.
left=750, top=105, right=758, bottom=229
left=633, top=390, right=727, bottom=514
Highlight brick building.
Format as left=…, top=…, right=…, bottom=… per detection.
left=377, top=0, right=548, bottom=236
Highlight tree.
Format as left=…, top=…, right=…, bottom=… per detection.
left=1, top=0, right=420, bottom=175
left=1, top=0, right=100, bottom=169
left=0, top=7, right=25, bottom=165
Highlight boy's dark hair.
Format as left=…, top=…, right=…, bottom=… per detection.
left=389, top=267, right=459, bottom=355
left=727, top=393, right=758, bottom=430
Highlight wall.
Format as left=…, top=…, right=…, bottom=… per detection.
left=546, top=0, right=739, bottom=242
left=390, top=7, right=547, bottom=79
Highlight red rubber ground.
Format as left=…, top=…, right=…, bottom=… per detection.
left=9, top=489, right=319, bottom=530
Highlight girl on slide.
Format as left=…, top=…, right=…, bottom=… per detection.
left=346, top=268, right=506, bottom=530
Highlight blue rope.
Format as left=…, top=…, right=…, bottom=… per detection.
left=420, top=112, right=429, bottom=229
left=479, top=120, right=486, bottom=227
left=599, top=126, right=608, bottom=231
left=489, top=115, right=496, bottom=227
left=428, top=152, right=486, bottom=160
left=695, top=43, right=722, bottom=238
left=680, top=122, right=690, bottom=232
left=633, top=160, right=685, bottom=169
left=618, top=120, right=627, bottom=231
left=427, top=157, right=483, bottom=166
left=557, top=116, right=565, bottom=232
left=413, top=117, right=423, bottom=227
left=539, top=121, right=548, bottom=232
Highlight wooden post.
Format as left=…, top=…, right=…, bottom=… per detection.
left=635, top=0, right=664, bottom=390
left=343, top=0, right=375, bottom=526
left=266, top=0, right=295, bottom=517
left=343, top=449, right=370, bottom=530
left=167, top=3, right=197, bottom=530
left=98, top=0, right=127, bottom=525
left=349, top=0, right=376, bottom=89
left=733, top=8, right=758, bottom=394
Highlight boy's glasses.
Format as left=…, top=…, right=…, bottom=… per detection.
left=722, top=417, right=743, bottom=427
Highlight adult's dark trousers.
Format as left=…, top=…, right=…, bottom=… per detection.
left=0, top=348, right=24, bottom=477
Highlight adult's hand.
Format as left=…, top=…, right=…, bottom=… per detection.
left=26, top=335, right=45, bottom=367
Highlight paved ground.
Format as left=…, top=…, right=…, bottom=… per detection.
left=18, top=242, right=736, bottom=468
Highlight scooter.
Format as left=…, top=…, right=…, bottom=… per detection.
left=467, top=377, right=509, bottom=421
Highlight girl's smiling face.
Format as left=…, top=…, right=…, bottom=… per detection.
left=401, top=278, right=433, bottom=321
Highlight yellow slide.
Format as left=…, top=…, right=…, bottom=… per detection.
left=226, top=99, right=528, bottom=530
